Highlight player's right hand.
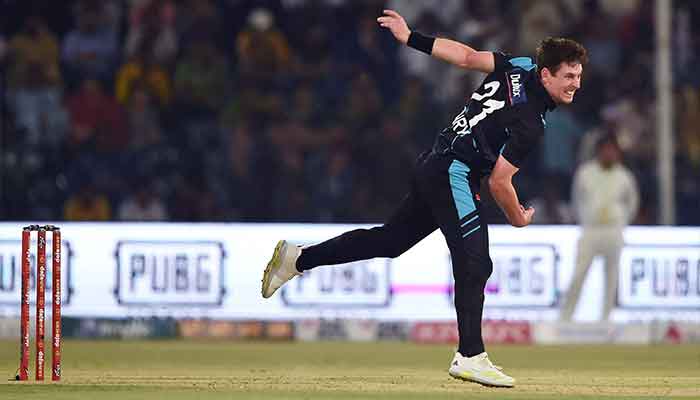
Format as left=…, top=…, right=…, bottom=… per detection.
left=377, top=10, right=410, bottom=44
left=512, top=205, right=535, bottom=228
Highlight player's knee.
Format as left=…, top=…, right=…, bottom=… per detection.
left=467, top=257, right=493, bottom=286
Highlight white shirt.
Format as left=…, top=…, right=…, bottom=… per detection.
left=572, top=160, right=639, bottom=229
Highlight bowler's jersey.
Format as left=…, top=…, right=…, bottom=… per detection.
left=433, top=52, right=556, bottom=176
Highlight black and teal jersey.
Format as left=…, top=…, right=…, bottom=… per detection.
left=433, top=52, right=556, bottom=176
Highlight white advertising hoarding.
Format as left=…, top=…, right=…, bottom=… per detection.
left=485, top=243, right=558, bottom=307
left=115, top=241, right=226, bottom=306
left=618, top=244, right=699, bottom=308
left=0, top=223, right=697, bottom=322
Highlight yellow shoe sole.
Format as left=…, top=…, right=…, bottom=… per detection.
left=261, top=240, right=285, bottom=298
left=449, top=371, right=514, bottom=388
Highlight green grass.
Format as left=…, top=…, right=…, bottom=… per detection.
left=1, top=340, right=699, bottom=399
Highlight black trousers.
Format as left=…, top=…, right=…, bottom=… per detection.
left=297, top=152, right=493, bottom=357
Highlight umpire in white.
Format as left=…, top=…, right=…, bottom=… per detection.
left=560, top=134, right=639, bottom=321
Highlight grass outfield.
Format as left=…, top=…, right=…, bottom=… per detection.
left=1, top=340, right=699, bottom=399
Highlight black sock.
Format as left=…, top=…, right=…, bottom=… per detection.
left=295, top=249, right=306, bottom=272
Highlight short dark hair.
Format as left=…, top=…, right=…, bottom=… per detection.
left=536, top=37, right=588, bottom=76
left=595, top=133, right=620, bottom=152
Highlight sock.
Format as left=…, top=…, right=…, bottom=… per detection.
left=295, top=248, right=305, bottom=273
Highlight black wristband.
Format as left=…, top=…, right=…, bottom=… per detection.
left=407, top=31, right=435, bottom=55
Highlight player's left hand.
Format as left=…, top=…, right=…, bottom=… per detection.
left=377, top=10, right=410, bottom=44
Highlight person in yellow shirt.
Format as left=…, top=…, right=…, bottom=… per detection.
left=236, top=8, right=291, bottom=81
left=115, top=48, right=171, bottom=107
left=63, top=183, right=112, bottom=221
left=7, top=16, right=61, bottom=88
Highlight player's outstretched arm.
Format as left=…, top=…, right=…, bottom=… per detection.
left=488, top=156, right=535, bottom=228
left=377, top=9, right=495, bottom=73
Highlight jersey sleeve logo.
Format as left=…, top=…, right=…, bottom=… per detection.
left=506, top=71, right=528, bottom=105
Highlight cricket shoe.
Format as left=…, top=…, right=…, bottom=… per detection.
left=448, top=352, right=515, bottom=388
left=261, top=240, right=302, bottom=298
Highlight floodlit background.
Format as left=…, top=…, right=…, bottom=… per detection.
left=0, top=0, right=698, bottom=225
left=0, top=1, right=698, bottom=398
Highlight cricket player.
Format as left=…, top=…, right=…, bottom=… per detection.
left=560, top=134, right=639, bottom=321
left=262, top=9, right=587, bottom=388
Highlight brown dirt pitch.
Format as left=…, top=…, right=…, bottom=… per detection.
left=1, top=340, right=699, bottom=399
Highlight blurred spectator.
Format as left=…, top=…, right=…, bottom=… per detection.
left=598, top=0, right=640, bottom=17
left=118, top=179, right=168, bottom=221
left=676, top=85, right=700, bottom=226
left=368, top=114, right=416, bottom=214
left=63, top=182, right=112, bottom=221
left=312, top=145, right=355, bottom=221
left=348, top=9, right=400, bottom=101
left=265, top=120, right=312, bottom=221
left=675, top=6, right=696, bottom=86
left=519, top=0, right=570, bottom=54
left=454, top=1, right=510, bottom=51
left=0, top=35, right=6, bottom=61
left=170, top=174, right=225, bottom=221
left=618, top=0, right=654, bottom=55
left=103, top=0, right=126, bottom=31
left=178, top=0, right=225, bottom=48
left=575, top=2, right=622, bottom=79
left=6, top=17, right=61, bottom=88
left=61, top=2, right=119, bottom=86
left=450, top=1, right=511, bottom=103
left=236, top=8, right=292, bottom=85
left=386, top=0, right=464, bottom=30
left=288, top=82, right=322, bottom=126
left=679, top=86, right=700, bottom=168
left=220, top=80, right=284, bottom=129
left=339, top=72, right=383, bottom=130
left=115, top=44, right=171, bottom=107
left=395, top=75, right=443, bottom=148
left=125, top=86, right=163, bottom=151
left=124, top=0, right=179, bottom=67
left=289, top=22, right=331, bottom=80
left=394, top=11, right=452, bottom=103
left=6, top=16, right=68, bottom=147
left=66, top=79, right=128, bottom=152
left=600, top=92, right=655, bottom=165
left=561, top=135, right=639, bottom=321
left=172, top=41, right=228, bottom=117
left=676, top=156, right=700, bottom=226
left=219, top=120, right=265, bottom=220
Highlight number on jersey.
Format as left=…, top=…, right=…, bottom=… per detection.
left=451, top=81, right=506, bottom=136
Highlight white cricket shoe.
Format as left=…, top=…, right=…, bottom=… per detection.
left=261, top=240, right=302, bottom=298
left=448, top=352, right=515, bottom=387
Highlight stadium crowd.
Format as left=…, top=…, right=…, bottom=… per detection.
left=0, top=0, right=698, bottom=225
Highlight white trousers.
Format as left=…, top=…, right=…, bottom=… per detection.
left=560, top=227, right=624, bottom=321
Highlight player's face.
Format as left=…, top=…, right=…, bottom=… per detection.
left=542, top=62, right=582, bottom=104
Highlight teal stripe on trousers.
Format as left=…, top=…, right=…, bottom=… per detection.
left=448, top=160, right=476, bottom=220
left=463, top=225, right=481, bottom=238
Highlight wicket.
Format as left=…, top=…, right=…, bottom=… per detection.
left=16, top=224, right=62, bottom=382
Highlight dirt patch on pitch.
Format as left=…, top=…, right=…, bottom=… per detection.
left=64, top=370, right=700, bottom=398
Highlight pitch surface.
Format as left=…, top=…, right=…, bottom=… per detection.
left=1, top=340, right=699, bottom=399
